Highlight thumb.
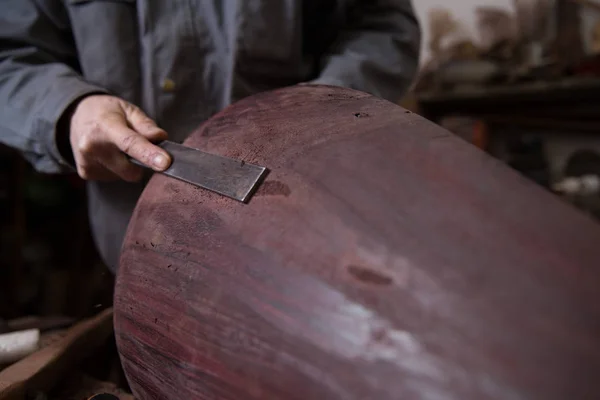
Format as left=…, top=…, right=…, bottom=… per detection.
left=125, top=104, right=168, bottom=142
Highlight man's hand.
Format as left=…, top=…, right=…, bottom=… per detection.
left=68, top=94, right=171, bottom=182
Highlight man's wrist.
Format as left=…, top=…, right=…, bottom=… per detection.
left=55, top=92, right=102, bottom=168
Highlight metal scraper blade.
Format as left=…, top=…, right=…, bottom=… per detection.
left=153, top=141, right=267, bottom=203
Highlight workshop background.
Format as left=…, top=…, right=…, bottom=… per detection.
left=1, top=0, right=599, bottom=398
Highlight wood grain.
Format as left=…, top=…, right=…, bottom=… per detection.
left=0, top=309, right=113, bottom=400
left=115, top=84, right=600, bottom=400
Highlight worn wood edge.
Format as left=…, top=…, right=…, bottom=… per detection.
left=0, top=308, right=114, bottom=400
left=7, top=316, right=75, bottom=333
left=87, top=393, right=135, bottom=400
left=52, top=372, right=136, bottom=400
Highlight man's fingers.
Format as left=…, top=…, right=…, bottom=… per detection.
left=74, top=159, right=121, bottom=182
left=69, top=95, right=173, bottom=182
left=85, top=137, right=144, bottom=182
left=103, top=117, right=171, bottom=171
left=125, top=104, right=168, bottom=142
left=99, top=151, right=144, bottom=182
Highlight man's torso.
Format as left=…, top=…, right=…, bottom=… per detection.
left=61, top=0, right=346, bottom=270
left=64, top=0, right=345, bottom=141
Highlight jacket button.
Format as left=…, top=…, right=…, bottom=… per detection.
left=161, top=78, right=175, bottom=92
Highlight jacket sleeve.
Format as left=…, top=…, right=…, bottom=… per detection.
left=0, top=1, right=106, bottom=174
left=311, top=0, right=421, bottom=103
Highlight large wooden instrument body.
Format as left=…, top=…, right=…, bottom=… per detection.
left=114, top=85, right=600, bottom=400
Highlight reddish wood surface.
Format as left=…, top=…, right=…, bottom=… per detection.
left=114, top=85, right=600, bottom=400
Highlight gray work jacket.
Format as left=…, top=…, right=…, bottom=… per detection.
left=0, top=0, right=420, bottom=272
